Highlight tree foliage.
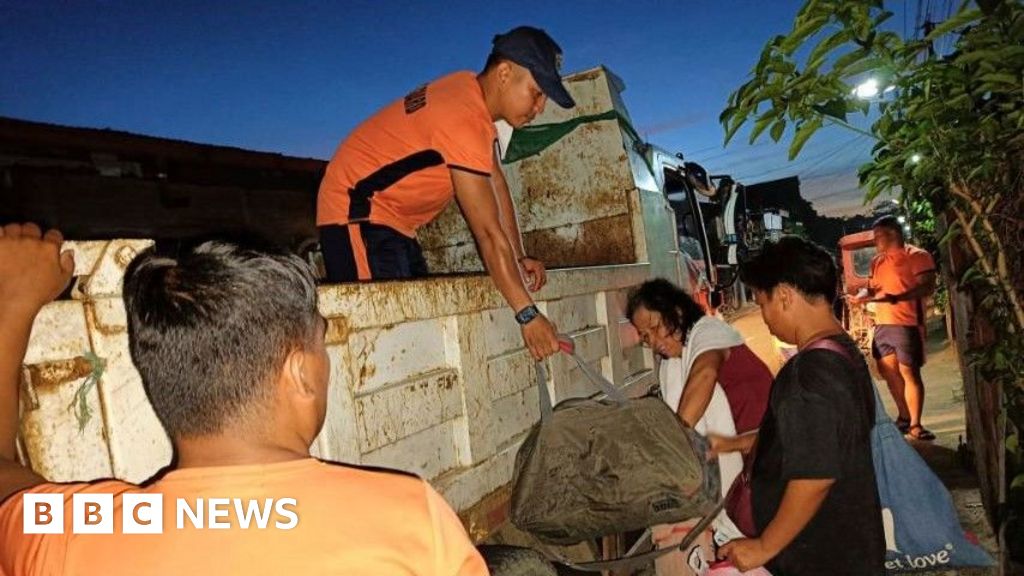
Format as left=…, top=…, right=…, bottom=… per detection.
left=721, top=0, right=1024, bottom=555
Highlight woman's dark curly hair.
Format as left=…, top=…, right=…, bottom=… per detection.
left=626, top=278, right=706, bottom=342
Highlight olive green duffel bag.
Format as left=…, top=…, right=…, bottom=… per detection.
left=511, top=352, right=721, bottom=546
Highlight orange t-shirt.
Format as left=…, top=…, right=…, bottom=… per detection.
left=0, top=459, right=488, bottom=576
left=316, top=71, right=497, bottom=237
left=869, top=245, right=936, bottom=326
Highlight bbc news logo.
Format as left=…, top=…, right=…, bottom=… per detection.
left=23, top=494, right=298, bottom=534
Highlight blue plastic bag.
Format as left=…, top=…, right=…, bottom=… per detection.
left=870, top=389, right=995, bottom=571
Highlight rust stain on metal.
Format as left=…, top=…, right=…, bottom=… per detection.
left=113, top=245, right=139, bottom=268
left=83, top=302, right=125, bottom=336
left=358, top=361, right=377, bottom=387
left=524, top=214, right=635, bottom=268
left=325, top=316, right=351, bottom=346
left=417, top=203, right=470, bottom=250
left=440, top=372, right=456, bottom=390
left=568, top=69, right=604, bottom=82
left=25, top=357, right=93, bottom=390
left=379, top=279, right=496, bottom=317
left=515, top=129, right=631, bottom=233
left=459, top=484, right=512, bottom=543
left=422, top=244, right=484, bottom=275
left=19, top=418, right=51, bottom=474
left=349, top=335, right=378, bottom=391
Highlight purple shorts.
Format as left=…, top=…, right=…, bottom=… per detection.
left=871, top=325, right=925, bottom=367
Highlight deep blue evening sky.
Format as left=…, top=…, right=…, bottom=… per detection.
left=2, top=1, right=930, bottom=216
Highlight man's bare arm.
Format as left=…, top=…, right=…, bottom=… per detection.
left=867, top=270, right=937, bottom=304
left=1, top=223, right=75, bottom=502
left=451, top=169, right=559, bottom=360
left=490, top=150, right=526, bottom=261
left=0, top=304, right=47, bottom=503
left=491, top=150, right=546, bottom=291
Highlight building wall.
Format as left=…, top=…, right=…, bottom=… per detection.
left=0, top=117, right=323, bottom=250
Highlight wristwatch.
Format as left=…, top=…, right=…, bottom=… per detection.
left=515, top=304, right=541, bottom=326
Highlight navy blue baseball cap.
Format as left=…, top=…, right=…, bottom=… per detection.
left=491, top=26, right=575, bottom=109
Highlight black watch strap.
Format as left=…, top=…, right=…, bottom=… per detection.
left=515, top=304, right=541, bottom=325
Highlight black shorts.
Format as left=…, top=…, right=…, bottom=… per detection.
left=319, top=223, right=428, bottom=282
left=871, top=325, right=925, bottom=367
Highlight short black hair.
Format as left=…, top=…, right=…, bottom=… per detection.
left=482, top=51, right=510, bottom=73
left=740, top=236, right=838, bottom=302
left=873, top=215, right=904, bottom=239
left=123, top=241, right=319, bottom=439
left=626, top=278, right=706, bottom=340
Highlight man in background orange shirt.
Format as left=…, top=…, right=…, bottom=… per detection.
left=317, top=26, right=576, bottom=362
left=0, top=223, right=488, bottom=576
left=850, top=216, right=938, bottom=441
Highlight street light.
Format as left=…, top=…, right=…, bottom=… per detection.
left=911, top=154, right=922, bottom=164
left=852, top=78, right=896, bottom=100
left=853, top=78, right=881, bottom=99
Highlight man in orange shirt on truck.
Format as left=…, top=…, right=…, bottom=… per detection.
left=0, top=223, right=488, bottom=576
left=850, top=215, right=938, bottom=441
left=317, top=26, right=576, bottom=361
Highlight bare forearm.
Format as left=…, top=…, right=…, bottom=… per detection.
left=0, top=224, right=73, bottom=498
left=492, top=170, right=525, bottom=260
left=759, top=479, right=834, bottom=558
left=0, top=306, right=35, bottom=461
left=715, top=431, right=758, bottom=455
left=453, top=170, right=531, bottom=311
left=477, top=230, right=532, bottom=312
left=735, top=432, right=758, bottom=455
left=496, top=195, right=524, bottom=260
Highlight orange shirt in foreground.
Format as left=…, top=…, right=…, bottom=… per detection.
left=869, top=245, right=936, bottom=326
left=316, top=71, right=497, bottom=238
left=0, top=458, right=488, bottom=576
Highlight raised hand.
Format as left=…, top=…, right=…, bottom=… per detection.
left=0, top=223, right=75, bottom=315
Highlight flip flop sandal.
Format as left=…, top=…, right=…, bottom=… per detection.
left=905, top=424, right=936, bottom=441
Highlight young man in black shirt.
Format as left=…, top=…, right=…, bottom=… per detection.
left=714, top=237, right=885, bottom=575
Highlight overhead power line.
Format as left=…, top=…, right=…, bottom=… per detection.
left=733, top=133, right=871, bottom=183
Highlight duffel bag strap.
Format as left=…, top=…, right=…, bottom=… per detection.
left=536, top=361, right=555, bottom=421
left=553, top=498, right=727, bottom=572
left=533, top=337, right=626, bottom=421
left=556, top=335, right=626, bottom=402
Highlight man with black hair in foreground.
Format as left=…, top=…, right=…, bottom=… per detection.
left=0, top=222, right=487, bottom=576
left=714, top=236, right=884, bottom=575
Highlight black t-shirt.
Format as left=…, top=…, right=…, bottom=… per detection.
left=752, top=334, right=885, bottom=575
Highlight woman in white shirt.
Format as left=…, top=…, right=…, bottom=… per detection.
left=627, top=279, right=774, bottom=574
